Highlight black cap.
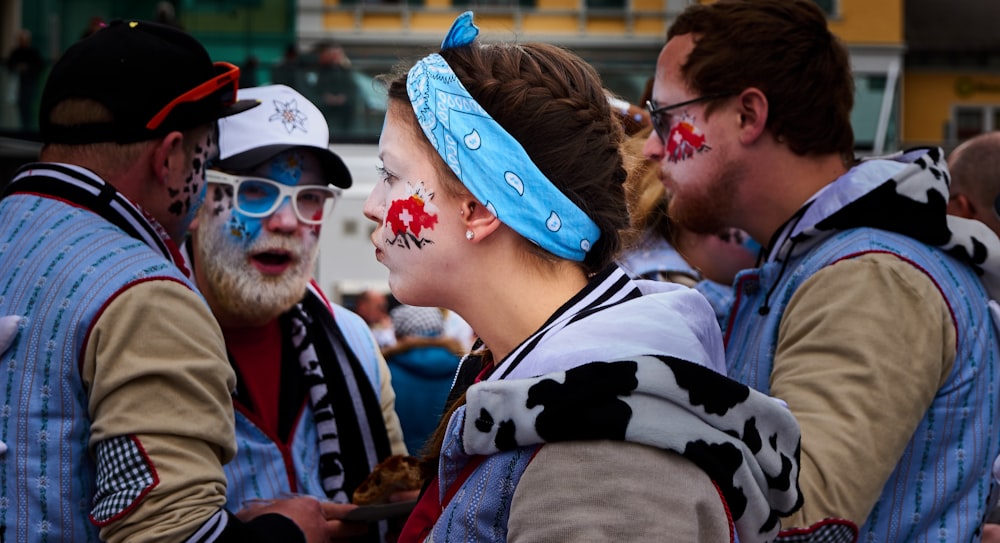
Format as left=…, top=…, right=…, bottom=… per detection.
left=40, top=19, right=258, bottom=144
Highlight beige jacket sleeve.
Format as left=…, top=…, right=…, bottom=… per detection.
left=774, top=254, right=955, bottom=528
left=83, top=280, right=237, bottom=543
left=508, top=441, right=730, bottom=542
left=375, top=349, right=409, bottom=456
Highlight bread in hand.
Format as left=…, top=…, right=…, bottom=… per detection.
left=352, top=455, right=423, bottom=505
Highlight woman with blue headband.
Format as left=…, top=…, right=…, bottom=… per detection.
left=363, top=12, right=804, bottom=542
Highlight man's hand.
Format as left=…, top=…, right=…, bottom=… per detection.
left=238, top=496, right=368, bottom=543
left=319, top=501, right=372, bottom=541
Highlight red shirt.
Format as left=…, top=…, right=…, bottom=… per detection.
left=224, top=319, right=283, bottom=440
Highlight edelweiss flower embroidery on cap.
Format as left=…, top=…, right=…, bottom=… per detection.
left=268, top=98, right=308, bottom=134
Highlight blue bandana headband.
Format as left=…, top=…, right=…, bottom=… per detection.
left=405, top=11, right=601, bottom=262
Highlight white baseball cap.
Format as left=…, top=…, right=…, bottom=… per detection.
left=216, top=84, right=353, bottom=188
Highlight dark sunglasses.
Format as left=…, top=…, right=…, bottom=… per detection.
left=146, top=61, right=240, bottom=131
left=646, top=93, right=735, bottom=143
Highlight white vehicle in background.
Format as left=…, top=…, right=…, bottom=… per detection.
left=316, top=142, right=390, bottom=305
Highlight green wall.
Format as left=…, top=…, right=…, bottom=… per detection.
left=19, top=0, right=295, bottom=71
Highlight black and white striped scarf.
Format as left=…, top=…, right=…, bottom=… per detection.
left=287, top=291, right=392, bottom=504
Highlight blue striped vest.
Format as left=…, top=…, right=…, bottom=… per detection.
left=0, top=194, right=197, bottom=541
left=726, top=227, right=1000, bottom=542
left=426, top=406, right=538, bottom=543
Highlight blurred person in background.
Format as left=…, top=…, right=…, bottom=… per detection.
left=239, top=54, right=260, bottom=88
left=382, top=305, right=463, bottom=454
left=6, top=29, right=44, bottom=131
left=155, top=1, right=183, bottom=29
left=948, top=131, right=1000, bottom=236
left=272, top=43, right=302, bottom=88
left=355, top=289, right=397, bottom=349
left=304, top=41, right=357, bottom=136
left=607, top=77, right=653, bottom=137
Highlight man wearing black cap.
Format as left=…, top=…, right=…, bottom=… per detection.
left=188, top=83, right=411, bottom=542
left=0, top=20, right=350, bottom=543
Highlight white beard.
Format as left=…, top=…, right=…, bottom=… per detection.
left=197, top=223, right=320, bottom=323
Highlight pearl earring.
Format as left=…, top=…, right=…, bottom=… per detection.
left=466, top=230, right=475, bottom=241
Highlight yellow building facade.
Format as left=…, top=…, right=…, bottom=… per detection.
left=299, top=0, right=906, bottom=152
left=903, top=71, right=1000, bottom=150
left=296, top=0, right=686, bottom=110
left=823, top=0, right=904, bottom=154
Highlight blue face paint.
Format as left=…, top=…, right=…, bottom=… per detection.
left=221, top=150, right=309, bottom=246
left=225, top=213, right=263, bottom=247
left=266, top=150, right=306, bottom=187
left=184, top=180, right=208, bottom=232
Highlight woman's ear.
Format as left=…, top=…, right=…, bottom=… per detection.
left=460, top=199, right=501, bottom=241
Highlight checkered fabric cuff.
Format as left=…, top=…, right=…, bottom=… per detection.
left=91, top=435, right=158, bottom=525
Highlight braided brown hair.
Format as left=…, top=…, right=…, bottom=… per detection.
left=386, top=41, right=630, bottom=275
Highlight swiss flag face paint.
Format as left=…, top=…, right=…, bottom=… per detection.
left=666, top=117, right=710, bottom=163
left=385, top=182, right=439, bottom=249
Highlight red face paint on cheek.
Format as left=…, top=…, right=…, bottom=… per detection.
left=387, top=196, right=438, bottom=236
left=384, top=183, right=439, bottom=250
left=308, top=209, right=325, bottom=235
left=666, top=118, right=711, bottom=163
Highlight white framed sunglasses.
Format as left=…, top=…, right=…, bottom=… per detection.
left=206, top=170, right=342, bottom=225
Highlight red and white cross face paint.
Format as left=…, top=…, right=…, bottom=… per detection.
left=666, top=114, right=711, bottom=163
left=385, top=181, right=439, bottom=250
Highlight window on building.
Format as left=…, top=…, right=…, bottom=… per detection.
left=812, top=0, right=837, bottom=16
left=585, top=0, right=625, bottom=9
left=852, top=73, right=898, bottom=154
left=340, top=0, right=418, bottom=5
left=952, top=106, right=994, bottom=144
left=946, top=105, right=1000, bottom=146
left=452, top=0, right=535, bottom=7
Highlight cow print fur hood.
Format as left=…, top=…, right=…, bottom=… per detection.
left=762, top=147, right=1000, bottom=302
left=457, top=267, right=804, bottom=542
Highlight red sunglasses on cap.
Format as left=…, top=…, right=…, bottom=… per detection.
left=145, top=61, right=240, bottom=131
